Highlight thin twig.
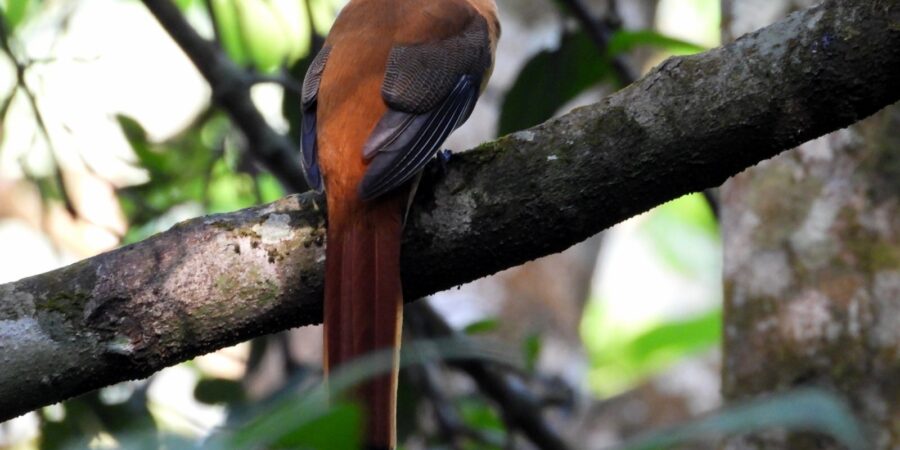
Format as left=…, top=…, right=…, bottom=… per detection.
left=407, top=302, right=572, bottom=450
left=405, top=308, right=506, bottom=448
left=0, top=13, right=78, bottom=218
left=554, top=0, right=635, bottom=85
left=250, top=71, right=303, bottom=96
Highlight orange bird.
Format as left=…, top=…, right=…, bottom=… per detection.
left=300, top=0, right=499, bottom=448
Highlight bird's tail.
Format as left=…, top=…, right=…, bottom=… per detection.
left=324, top=196, right=404, bottom=449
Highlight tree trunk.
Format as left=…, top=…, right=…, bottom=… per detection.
left=721, top=2, right=900, bottom=449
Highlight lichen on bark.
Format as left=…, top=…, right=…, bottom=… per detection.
left=721, top=2, right=900, bottom=449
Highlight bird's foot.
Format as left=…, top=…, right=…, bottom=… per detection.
left=428, top=149, right=453, bottom=176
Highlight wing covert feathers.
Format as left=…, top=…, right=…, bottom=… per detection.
left=359, top=75, right=480, bottom=200
left=382, top=16, right=492, bottom=114
left=299, top=46, right=331, bottom=191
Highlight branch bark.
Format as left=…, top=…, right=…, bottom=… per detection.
left=0, top=0, right=897, bottom=421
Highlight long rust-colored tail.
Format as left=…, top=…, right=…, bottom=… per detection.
left=324, top=195, right=404, bottom=449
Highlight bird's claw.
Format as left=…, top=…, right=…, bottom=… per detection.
left=428, top=149, right=453, bottom=176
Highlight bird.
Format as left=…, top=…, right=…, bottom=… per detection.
left=299, top=0, right=499, bottom=448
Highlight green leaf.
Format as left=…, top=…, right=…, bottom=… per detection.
left=498, top=30, right=611, bottom=135
left=194, top=378, right=246, bottom=405
left=464, top=318, right=499, bottom=335
left=460, top=398, right=505, bottom=432
left=116, top=115, right=166, bottom=175
left=256, top=173, right=285, bottom=203
left=628, top=309, right=720, bottom=366
left=640, top=193, right=719, bottom=276
left=522, top=333, right=542, bottom=373
left=581, top=300, right=720, bottom=395
left=116, top=114, right=230, bottom=233
left=210, top=0, right=249, bottom=65
left=274, top=403, right=362, bottom=450
left=608, top=29, right=707, bottom=56
left=172, top=0, right=196, bottom=11
left=616, top=388, right=867, bottom=450
left=2, top=0, right=30, bottom=31
left=234, top=0, right=292, bottom=72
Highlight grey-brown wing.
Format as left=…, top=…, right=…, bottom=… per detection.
left=300, top=46, right=331, bottom=192
left=358, top=16, right=492, bottom=201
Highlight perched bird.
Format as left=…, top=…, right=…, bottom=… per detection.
left=300, top=0, right=499, bottom=447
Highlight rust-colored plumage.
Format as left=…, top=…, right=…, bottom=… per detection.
left=301, top=0, right=498, bottom=447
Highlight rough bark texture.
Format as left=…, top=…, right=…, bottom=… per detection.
left=0, top=0, right=897, bottom=422
left=721, top=1, right=900, bottom=449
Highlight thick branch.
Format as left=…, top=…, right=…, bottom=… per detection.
left=0, top=0, right=897, bottom=421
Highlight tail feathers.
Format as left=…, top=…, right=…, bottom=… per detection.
left=324, top=199, right=403, bottom=449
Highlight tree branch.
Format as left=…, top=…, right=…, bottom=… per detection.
left=140, top=0, right=308, bottom=193
left=0, top=0, right=897, bottom=421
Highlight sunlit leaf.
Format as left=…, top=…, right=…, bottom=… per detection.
left=271, top=0, right=311, bottom=63
left=309, top=0, right=341, bottom=35
left=608, top=29, right=707, bottom=56
left=640, top=193, right=718, bottom=276
left=522, top=333, right=541, bottom=373
left=172, top=0, right=196, bottom=11
left=234, top=0, right=292, bottom=72
left=582, top=299, right=720, bottom=395
left=628, top=309, right=720, bottom=366
left=256, top=173, right=285, bottom=203
left=464, top=318, right=499, bottom=335
left=2, top=0, right=30, bottom=31
left=210, top=0, right=249, bottom=65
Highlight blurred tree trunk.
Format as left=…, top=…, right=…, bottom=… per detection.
left=721, top=2, right=900, bottom=449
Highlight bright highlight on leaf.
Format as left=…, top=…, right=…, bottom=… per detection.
left=209, top=0, right=316, bottom=72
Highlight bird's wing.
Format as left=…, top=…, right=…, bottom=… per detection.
left=299, top=45, right=331, bottom=192
left=358, top=14, right=494, bottom=201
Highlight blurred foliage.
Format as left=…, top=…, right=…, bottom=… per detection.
left=616, top=388, right=867, bottom=450
left=498, top=30, right=608, bottom=136
left=607, top=29, right=706, bottom=56
left=498, top=28, right=706, bottom=135
left=641, top=192, right=719, bottom=277
left=203, top=0, right=341, bottom=72
left=582, top=193, right=721, bottom=395
left=209, top=0, right=309, bottom=71
left=0, top=0, right=33, bottom=32
left=583, top=302, right=721, bottom=394
left=116, top=113, right=284, bottom=243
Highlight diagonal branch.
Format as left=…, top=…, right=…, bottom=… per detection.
left=141, top=0, right=308, bottom=193
left=0, top=0, right=897, bottom=421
